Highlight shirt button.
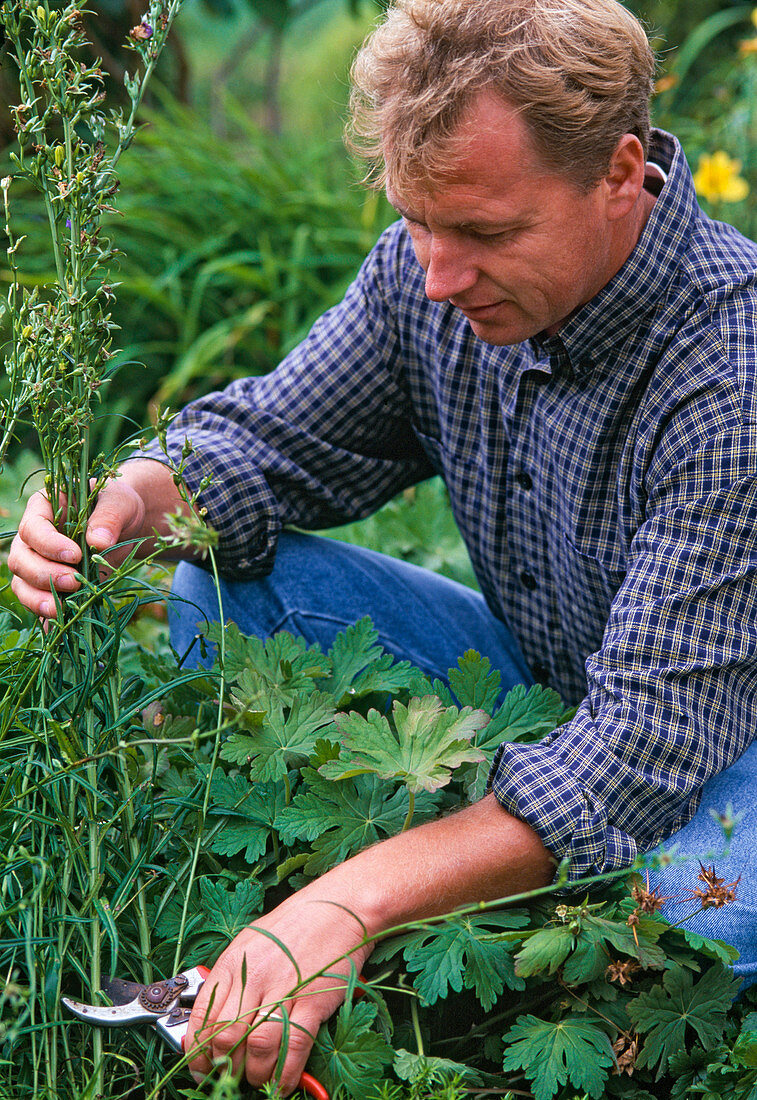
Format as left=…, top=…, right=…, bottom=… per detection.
left=515, top=469, right=534, bottom=490
left=532, top=661, right=551, bottom=685
left=519, top=570, right=538, bottom=591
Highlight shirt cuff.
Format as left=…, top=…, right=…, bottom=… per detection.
left=487, top=703, right=674, bottom=883
left=139, top=436, right=280, bottom=578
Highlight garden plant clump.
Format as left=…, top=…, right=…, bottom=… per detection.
left=2, top=3, right=757, bottom=1100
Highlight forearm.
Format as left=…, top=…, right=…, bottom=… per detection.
left=301, top=793, right=556, bottom=939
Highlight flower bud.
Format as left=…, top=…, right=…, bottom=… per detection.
left=36, top=6, right=46, bottom=24
left=54, top=144, right=65, bottom=168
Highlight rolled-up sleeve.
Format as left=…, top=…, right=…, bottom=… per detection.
left=489, top=425, right=757, bottom=882
left=142, top=225, right=434, bottom=577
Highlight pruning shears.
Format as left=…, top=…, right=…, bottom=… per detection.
left=61, top=966, right=330, bottom=1099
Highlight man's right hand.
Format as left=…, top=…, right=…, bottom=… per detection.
left=8, top=459, right=187, bottom=618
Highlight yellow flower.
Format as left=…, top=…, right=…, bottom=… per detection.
left=693, top=151, right=749, bottom=204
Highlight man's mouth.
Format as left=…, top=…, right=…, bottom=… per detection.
left=453, top=299, right=509, bottom=320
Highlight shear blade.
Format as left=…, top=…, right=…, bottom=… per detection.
left=61, top=994, right=154, bottom=1027
left=101, top=975, right=146, bottom=1005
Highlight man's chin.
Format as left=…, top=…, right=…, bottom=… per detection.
left=464, top=313, right=534, bottom=346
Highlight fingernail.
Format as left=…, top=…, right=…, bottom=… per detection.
left=89, top=527, right=111, bottom=544
left=60, top=549, right=78, bottom=563
left=190, top=1071, right=203, bottom=1085
left=57, top=575, right=77, bottom=592
left=40, top=601, right=54, bottom=618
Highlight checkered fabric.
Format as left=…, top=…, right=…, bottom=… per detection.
left=146, top=131, right=757, bottom=881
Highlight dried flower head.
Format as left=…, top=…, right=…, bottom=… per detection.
left=630, top=880, right=669, bottom=914
left=682, top=863, right=741, bottom=909
left=612, top=1034, right=638, bottom=1077
left=606, top=958, right=641, bottom=986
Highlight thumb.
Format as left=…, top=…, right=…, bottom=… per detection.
left=85, top=480, right=144, bottom=551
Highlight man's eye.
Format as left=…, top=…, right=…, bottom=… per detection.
left=471, top=229, right=510, bottom=242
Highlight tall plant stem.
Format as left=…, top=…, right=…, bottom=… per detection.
left=172, top=546, right=226, bottom=974
left=110, top=671, right=153, bottom=985
left=411, top=996, right=424, bottom=1058
left=402, top=789, right=415, bottom=833
left=111, top=0, right=185, bottom=174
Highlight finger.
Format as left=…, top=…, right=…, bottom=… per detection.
left=8, top=537, right=81, bottom=593
left=186, top=971, right=250, bottom=1080
left=10, top=564, right=79, bottom=619
left=16, top=492, right=81, bottom=566
left=256, top=1002, right=322, bottom=1097
left=186, top=978, right=229, bottom=1079
left=239, top=1010, right=289, bottom=1090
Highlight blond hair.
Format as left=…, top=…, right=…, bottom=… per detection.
left=349, top=0, right=656, bottom=193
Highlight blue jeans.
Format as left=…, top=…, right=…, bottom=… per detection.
left=170, top=531, right=757, bottom=987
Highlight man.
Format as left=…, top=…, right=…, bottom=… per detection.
left=9, top=0, right=757, bottom=1091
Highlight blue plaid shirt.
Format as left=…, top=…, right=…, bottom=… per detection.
left=149, top=131, right=757, bottom=881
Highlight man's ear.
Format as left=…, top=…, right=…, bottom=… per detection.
left=601, top=133, right=647, bottom=220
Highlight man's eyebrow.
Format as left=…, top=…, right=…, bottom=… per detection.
left=387, top=194, right=524, bottom=233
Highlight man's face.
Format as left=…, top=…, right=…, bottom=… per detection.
left=387, top=92, right=618, bottom=346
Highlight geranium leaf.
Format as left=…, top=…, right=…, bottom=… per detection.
left=627, top=964, right=740, bottom=1078
left=563, top=912, right=666, bottom=983
left=153, top=894, right=204, bottom=943
left=275, top=769, right=438, bottom=875
left=347, top=654, right=428, bottom=702
left=477, top=683, right=568, bottom=752
left=514, top=925, right=576, bottom=978
left=377, top=912, right=529, bottom=1010
left=319, top=696, right=488, bottom=793
left=733, top=1030, right=757, bottom=1069
left=502, top=1014, right=616, bottom=1100
left=198, top=877, right=265, bottom=940
left=393, top=1048, right=483, bottom=1086
left=204, top=771, right=285, bottom=864
left=221, top=692, right=336, bottom=781
left=448, top=649, right=502, bottom=712
left=321, top=617, right=419, bottom=703
left=311, top=1000, right=393, bottom=1099
left=680, top=928, right=740, bottom=968
left=212, top=623, right=330, bottom=702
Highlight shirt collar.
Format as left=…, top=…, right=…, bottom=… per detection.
left=531, top=130, right=699, bottom=379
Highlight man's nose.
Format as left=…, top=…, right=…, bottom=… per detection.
left=423, top=234, right=478, bottom=302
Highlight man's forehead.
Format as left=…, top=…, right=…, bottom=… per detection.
left=385, top=156, right=541, bottom=225
left=382, top=91, right=556, bottom=213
